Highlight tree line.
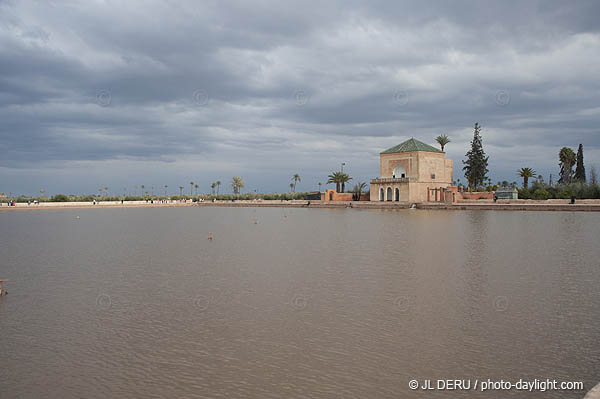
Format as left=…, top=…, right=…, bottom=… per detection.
left=459, top=122, right=598, bottom=199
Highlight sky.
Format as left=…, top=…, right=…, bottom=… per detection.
left=1, top=0, right=599, bottom=196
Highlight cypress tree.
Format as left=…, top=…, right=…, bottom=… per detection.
left=574, top=143, right=586, bottom=183
left=463, top=122, right=489, bottom=190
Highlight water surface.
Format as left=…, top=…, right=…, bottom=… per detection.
left=1, top=207, right=599, bottom=398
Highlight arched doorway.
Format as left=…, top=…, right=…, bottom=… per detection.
left=379, top=188, right=384, bottom=201
left=395, top=188, right=400, bottom=201
left=393, top=165, right=406, bottom=178
left=329, top=191, right=333, bottom=201
left=386, top=187, right=392, bottom=201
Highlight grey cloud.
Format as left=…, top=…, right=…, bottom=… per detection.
left=0, top=0, right=599, bottom=195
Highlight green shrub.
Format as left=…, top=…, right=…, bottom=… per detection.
left=556, top=187, right=574, bottom=199
left=51, top=194, right=69, bottom=202
left=532, top=189, right=551, bottom=200
left=518, top=188, right=531, bottom=199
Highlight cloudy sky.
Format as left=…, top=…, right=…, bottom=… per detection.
left=1, top=0, right=599, bottom=195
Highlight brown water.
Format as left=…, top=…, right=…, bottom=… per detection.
left=1, top=207, right=599, bottom=398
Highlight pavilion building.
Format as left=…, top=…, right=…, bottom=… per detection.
left=369, top=138, right=454, bottom=203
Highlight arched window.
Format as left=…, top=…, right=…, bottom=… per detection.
left=395, top=188, right=400, bottom=201
left=386, top=187, right=392, bottom=201
left=393, top=165, right=406, bottom=179
left=379, top=188, right=384, bottom=201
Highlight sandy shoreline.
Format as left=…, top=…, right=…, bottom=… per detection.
left=2, top=199, right=600, bottom=212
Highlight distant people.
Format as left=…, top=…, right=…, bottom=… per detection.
left=493, top=194, right=498, bottom=203
left=570, top=195, right=576, bottom=204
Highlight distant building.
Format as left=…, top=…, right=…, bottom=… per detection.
left=495, top=187, right=518, bottom=200
left=369, top=138, right=453, bottom=202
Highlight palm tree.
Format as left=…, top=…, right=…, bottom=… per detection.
left=216, top=181, right=221, bottom=195
left=291, top=174, right=301, bottom=192
left=104, top=186, right=109, bottom=197
left=327, top=172, right=342, bottom=192
left=189, top=181, right=194, bottom=196
left=435, top=134, right=450, bottom=151
left=327, top=172, right=352, bottom=192
left=194, top=184, right=199, bottom=196
left=318, top=182, right=322, bottom=192
left=339, top=172, right=352, bottom=193
left=210, top=182, right=216, bottom=195
left=141, top=185, right=145, bottom=196
left=40, top=189, right=45, bottom=197
left=179, top=185, right=184, bottom=196
left=164, top=184, right=168, bottom=195
left=559, top=147, right=576, bottom=184
left=98, top=188, right=103, bottom=197
left=518, top=168, right=536, bottom=189
left=134, top=185, right=138, bottom=196
left=352, top=181, right=367, bottom=201
left=290, top=183, right=294, bottom=192
left=231, top=177, right=244, bottom=194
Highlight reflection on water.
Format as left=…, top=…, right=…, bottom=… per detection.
left=0, top=207, right=599, bottom=398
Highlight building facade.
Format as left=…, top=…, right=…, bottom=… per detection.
left=369, top=138, right=453, bottom=203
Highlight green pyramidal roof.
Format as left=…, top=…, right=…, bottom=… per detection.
left=381, top=138, right=443, bottom=154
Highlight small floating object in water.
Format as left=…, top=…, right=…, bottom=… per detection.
left=409, top=203, right=417, bottom=209
left=207, top=232, right=213, bottom=240
left=76, top=216, right=80, bottom=219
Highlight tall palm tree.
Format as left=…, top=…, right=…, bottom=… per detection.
left=216, top=181, right=221, bottom=195
left=290, top=183, right=294, bottom=192
left=141, top=185, right=145, bottom=196
left=40, top=189, right=45, bottom=197
left=291, top=174, right=301, bottom=192
left=518, top=168, right=536, bottom=189
left=164, top=184, right=168, bottom=195
left=327, top=172, right=352, bottom=192
left=435, top=134, right=450, bottom=151
left=189, top=181, right=194, bottom=196
left=558, top=147, right=576, bottom=184
left=178, top=185, right=184, bottom=196
left=194, top=184, right=199, bottom=196
left=104, top=186, right=109, bottom=197
left=211, top=182, right=216, bottom=195
left=318, top=182, right=322, bottom=192
left=327, top=172, right=342, bottom=192
left=339, top=172, right=352, bottom=193
left=231, top=177, right=244, bottom=194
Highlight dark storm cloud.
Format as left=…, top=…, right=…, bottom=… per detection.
left=1, top=0, right=599, bottom=194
